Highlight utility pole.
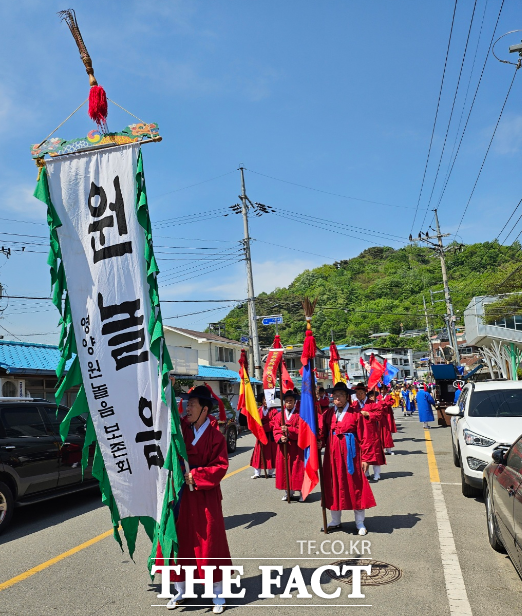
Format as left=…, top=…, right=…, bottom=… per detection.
left=239, top=167, right=263, bottom=381
left=411, top=209, right=461, bottom=366
left=423, top=295, right=435, bottom=364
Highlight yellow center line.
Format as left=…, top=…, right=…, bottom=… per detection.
left=0, top=463, right=249, bottom=592
left=224, top=464, right=250, bottom=479
left=0, top=529, right=114, bottom=592
left=424, top=429, right=441, bottom=483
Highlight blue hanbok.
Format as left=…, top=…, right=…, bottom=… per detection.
left=401, top=389, right=412, bottom=414
left=416, top=390, right=436, bottom=423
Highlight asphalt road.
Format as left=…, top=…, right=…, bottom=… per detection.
left=0, top=416, right=521, bottom=615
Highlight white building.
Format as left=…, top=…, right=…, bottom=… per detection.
left=163, top=326, right=260, bottom=405
left=464, top=295, right=522, bottom=380
left=323, top=345, right=365, bottom=383
left=362, top=347, right=415, bottom=381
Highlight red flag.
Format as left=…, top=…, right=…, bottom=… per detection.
left=263, top=335, right=284, bottom=391
left=281, top=361, right=294, bottom=392
left=178, top=397, right=184, bottom=416
left=367, top=354, right=386, bottom=390
left=204, top=382, right=227, bottom=422
left=238, top=350, right=268, bottom=444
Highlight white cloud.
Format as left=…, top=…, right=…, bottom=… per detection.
left=209, top=258, right=318, bottom=297
left=492, top=114, right=522, bottom=155
left=1, top=183, right=46, bottom=220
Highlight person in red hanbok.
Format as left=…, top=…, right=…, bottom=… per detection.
left=158, top=386, right=232, bottom=614
left=353, top=384, right=386, bottom=482
left=271, top=390, right=305, bottom=501
left=250, top=394, right=277, bottom=478
left=317, top=386, right=331, bottom=415
left=377, top=383, right=396, bottom=456
left=318, top=381, right=376, bottom=534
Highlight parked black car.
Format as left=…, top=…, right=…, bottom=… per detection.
left=211, top=408, right=239, bottom=453
left=483, top=433, right=522, bottom=577
left=0, top=397, right=97, bottom=534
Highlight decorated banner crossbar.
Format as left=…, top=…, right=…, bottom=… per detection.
left=34, top=143, right=186, bottom=563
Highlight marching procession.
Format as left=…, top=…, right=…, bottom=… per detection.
left=160, top=326, right=438, bottom=611
left=5, top=3, right=522, bottom=615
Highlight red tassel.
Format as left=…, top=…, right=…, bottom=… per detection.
left=329, top=341, right=340, bottom=362
left=88, top=85, right=108, bottom=131
left=301, top=329, right=317, bottom=365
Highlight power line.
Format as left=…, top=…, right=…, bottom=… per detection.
left=244, top=167, right=415, bottom=210
left=419, top=0, right=478, bottom=229
left=278, top=207, right=407, bottom=241
left=410, top=0, right=459, bottom=234
left=159, top=260, right=242, bottom=287
left=163, top=305, right=235, bottom=320
left=436, top=0, right=489, bottom=208
left=453, top=65, right=519, bottom=238
left=0, top=323, right=22, bottom=342
left=435, top=0, right=506, bottom=214
left=253, top=239, right=333, bottom=260
left=0, top=217, right=46, bottom=226
left=152, top=170, right=235, bottom=200
left=2, top=294, right=246, bottom=303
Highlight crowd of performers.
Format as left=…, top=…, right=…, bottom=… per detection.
left=250, top=382, right=397, bottom=516
left=158, top=379, right=436, bottom=611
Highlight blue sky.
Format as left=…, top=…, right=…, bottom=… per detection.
left=1, top=0, right=522, bottom=344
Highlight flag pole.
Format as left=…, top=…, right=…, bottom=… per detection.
left=302, top=298, right=328, bottom=533
left=309, top=343, right=329, bottom=534
left=278, top=360, right=292, bottom=503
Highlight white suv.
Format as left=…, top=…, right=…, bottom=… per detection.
left=446, top=381, right=522, bottom=497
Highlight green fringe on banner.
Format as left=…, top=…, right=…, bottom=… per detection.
left=34, top=149, right=188, bottom=571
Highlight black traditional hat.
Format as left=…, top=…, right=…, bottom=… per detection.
left=283, top=390, right=297, bottom=401
left=188, top=385, right=215, bottom=408
left=353, top=382, right=368, bottom=392
left=332, top=381, right=355, bottom=396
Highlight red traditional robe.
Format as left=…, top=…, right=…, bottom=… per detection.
left=353, top=400, right=386, bottom=466
left=317, top=395, right=331, bottom=414
left=319, top=405, right=376, bottom=511
left=156, top=416, right=232, bottom=583
left=250, top=406, right=277, bottom=470
left=377, top=394, right=395, bottom=449
left=271, top=406, right=304, bottom=491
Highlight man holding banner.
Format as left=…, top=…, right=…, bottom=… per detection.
left=164, top=385, right=232, bottom=613
left=319, top=381, right=376, bottom=534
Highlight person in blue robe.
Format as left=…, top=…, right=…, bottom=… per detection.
left=416, top=388, right=436, bottom=428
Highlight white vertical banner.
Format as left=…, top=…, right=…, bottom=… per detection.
left=45, top=143, right=169, bottom=522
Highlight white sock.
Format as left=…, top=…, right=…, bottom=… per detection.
left=173, top=581, right=185, bottom=600
left=253, top=468, right=261, bottom=476
left=269, top=469, right=275, bottom=476
left=213, top=581, right=225, bottom=606
left=354, top=509, right=366, bottom=529
left=330, top=509, right=342, bottom=526
left=373, top=465, right=381, bottom=479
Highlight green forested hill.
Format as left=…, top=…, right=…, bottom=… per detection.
left=222, top=241, right=522, bottom=350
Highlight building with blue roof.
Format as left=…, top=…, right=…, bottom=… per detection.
left=0, top=340, right=77, bottom=405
